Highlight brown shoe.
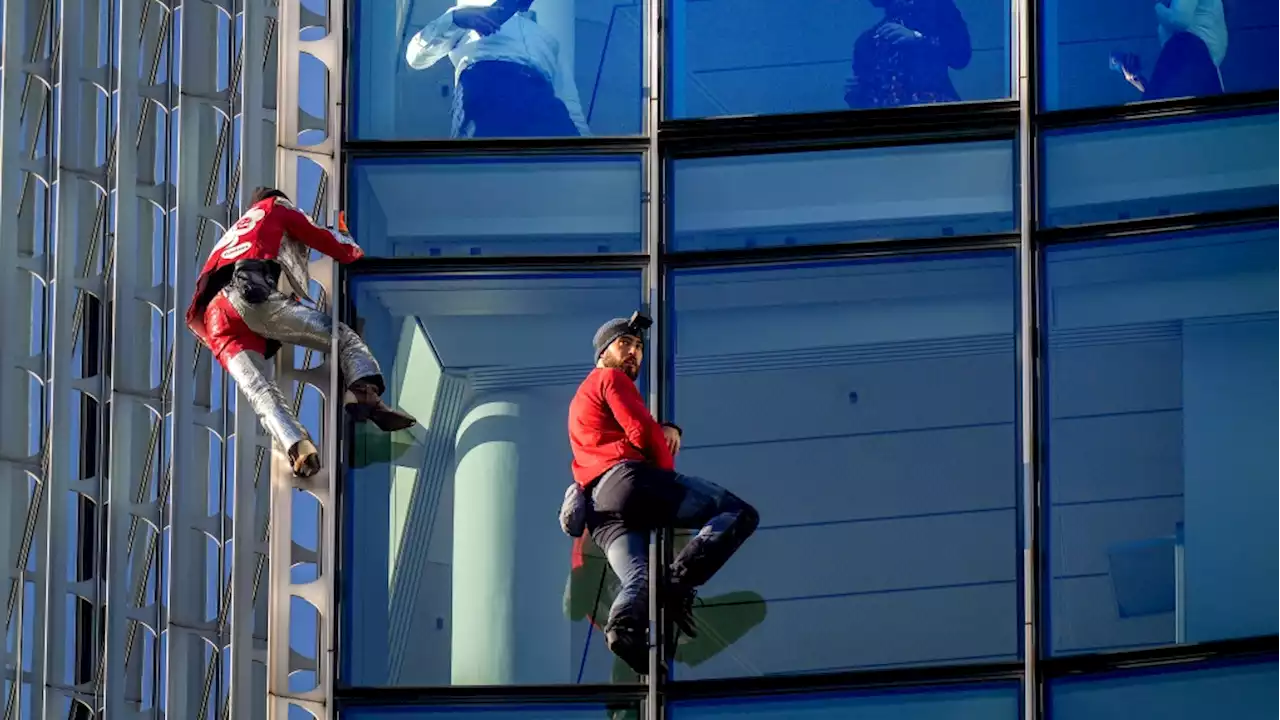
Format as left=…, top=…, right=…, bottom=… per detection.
left=288, top=439, right=321, bottom=477
left=345, top=381, right=418, bottom=432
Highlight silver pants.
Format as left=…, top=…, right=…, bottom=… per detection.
left=222, top=288, right=383, bottom=452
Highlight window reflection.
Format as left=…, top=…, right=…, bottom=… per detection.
left=1041, top=0, right=1277, bottom=110
left=1042, top=225, right=1278, bottom=655
left=1039, top=110, right=1279, bottom=229
left=349, top=155, right=644, bottom=258
left=666, top=0, right=1009, bottom=119
left=667, top=253, right=1021, bottom=678
left=845, top=0, right=973, bottom=110
left=341, top=271, right=647, bottom=687
left=670, top=682, right=1020, bottom=719
left=1048, top=658, right=1278, bottom=720
left=353, top=0, right=643, bottom=139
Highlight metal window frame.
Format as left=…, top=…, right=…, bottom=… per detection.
left=323, top=0, right=1280, bottom=709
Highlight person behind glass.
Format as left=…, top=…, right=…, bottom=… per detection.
left=1111, top=0, right=1226, bottom=100
left=404, top=0, right=591, bottom=138
left=564, top=313, right=759, bottom=674
left=185, top=187, right=418, bottom=478
left=844, top=0, right=971, bottom=109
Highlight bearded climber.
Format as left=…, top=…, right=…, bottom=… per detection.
left=186, top=187, right=417, bottom=477
left=563, top=312, right=759, bottom=674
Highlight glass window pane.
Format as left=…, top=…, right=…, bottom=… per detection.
left=341, top=271, right=647, bottom=687
left=670, top=682, right=1020, bottom=719
left=351, top=0, right=643, bottom=139
left=1042, top=224, right=1279, bottom=656
left=666, top=252, right=1020, bottom=678
left=343, top=703, right=642, bottom=720
left=1040, top=110, right=1278, bottom=229
left=665, top=0, right=1012, bottom=119
left=1048, top=658, right=1279, bottom=719
left=1040, top=0, right=1278, bottom=111
left=668, top=141, right=1016, bottom=252
left=350, top=156, right=644, bottom=258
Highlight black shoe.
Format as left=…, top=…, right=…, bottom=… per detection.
left=605, top=626, right=649, bottom=676
left=667, top=587, right=699, bottom=639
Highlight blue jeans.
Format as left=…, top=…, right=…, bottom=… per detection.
left=588, top=462, right=759, bottom=631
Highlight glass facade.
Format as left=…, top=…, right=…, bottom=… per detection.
left=338, top=0, right=1278, bottom=717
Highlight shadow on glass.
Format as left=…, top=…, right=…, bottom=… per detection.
left=666, top=252, right=1021, bottom=678
left=353, top=0, right=644, bottom=139
left=341, top=270, right=647, bottom=687
left=1041, top=224, right=1278, bottom=656
left=666, top=0, right=1011, bottom=120
left=1040, top=0, right=1278, bottom=111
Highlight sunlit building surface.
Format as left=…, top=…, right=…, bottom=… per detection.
left=1, top=0, right=1276, bottom=718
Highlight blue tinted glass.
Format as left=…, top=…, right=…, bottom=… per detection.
left=1042, top=224, right=1279, bottom=656
left=669, top=141, right=1016, bottom=252
left=665, top=0, right=1012, bottom=119
left=666, top=252, right=1020, bottom=678
left=1040, top=0, right=1278, bottom=110
left=1041, top=110, right=1279, bottom=229
left=671, top=683, right=1020, bottom=719
left=1048, top=658, right=1279, bottom=719
left=351, top=0, right=643, bottom=139
left=341, top=271, right=648, bottom=687
left=343, top=703, right=641, bottom=719
left=350, top=156, right=644, bottom=258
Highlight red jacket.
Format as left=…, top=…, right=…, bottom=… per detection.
left=568, top=367, right=674, bottom=486
left=185, top=197, right=364, bottom=350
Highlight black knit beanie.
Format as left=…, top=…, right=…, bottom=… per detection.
left=593, top=317, right=641, bottom=363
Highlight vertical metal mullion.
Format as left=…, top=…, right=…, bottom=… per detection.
left=227, top=0, right=270, bottom=715
left=269, top=0, right=342, bottom=716
left=1017, top=0, right=1040, bottom=714
left=0, top=0, right=41, bottom=716
left=644, top=0, right=664, bottom=715
left=166, top=0, right=221, bottom=715
left=41, top=0, right=103, bottom=714
left=103, top=0, right=159, bottom=715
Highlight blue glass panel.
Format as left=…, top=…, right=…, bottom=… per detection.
left=1040, top=0, right=1278, bottom=111
left=668, top=141, right=1016, bottom=252
left=1040, top=110, right=1279, bottom=229
left=1048, top=658, right=1279, bottom=719
left=349, top=156, right=644, bottom=258
left=343, top=702, right=641, bottom=719
left=351, top=0, right=643, bottom=139
left=1041, top=224, right=1279, bottom=656
left=665, top=0, right=1012, bottom=119
left=666, top=252, right=1020, bottom=678
left=671, top=682, right=1020, bottom=719
left=341, top=271, right=648, bottom=687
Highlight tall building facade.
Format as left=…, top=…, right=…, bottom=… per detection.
left=338, top=0, right=1278, bottom=718
left=1, top=0, right=341, bottom=716
left=2, top=0, right=1277, bottom=719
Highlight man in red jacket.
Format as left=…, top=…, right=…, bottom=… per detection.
left=567, top=313, right=758, bottom=675
left=187, top=187, right=416, bottom=478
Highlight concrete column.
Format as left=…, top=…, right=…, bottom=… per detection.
left=451, top=397, right=522, bottom=685
left=449, top=385, right=575, bottom=685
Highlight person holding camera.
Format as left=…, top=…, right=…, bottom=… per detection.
left=562, top=313, right=759, bottom=675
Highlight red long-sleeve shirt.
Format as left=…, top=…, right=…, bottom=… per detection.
left=568, top=367, right=674, bottom=486
left=185, top=197, right=364, bottom=350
